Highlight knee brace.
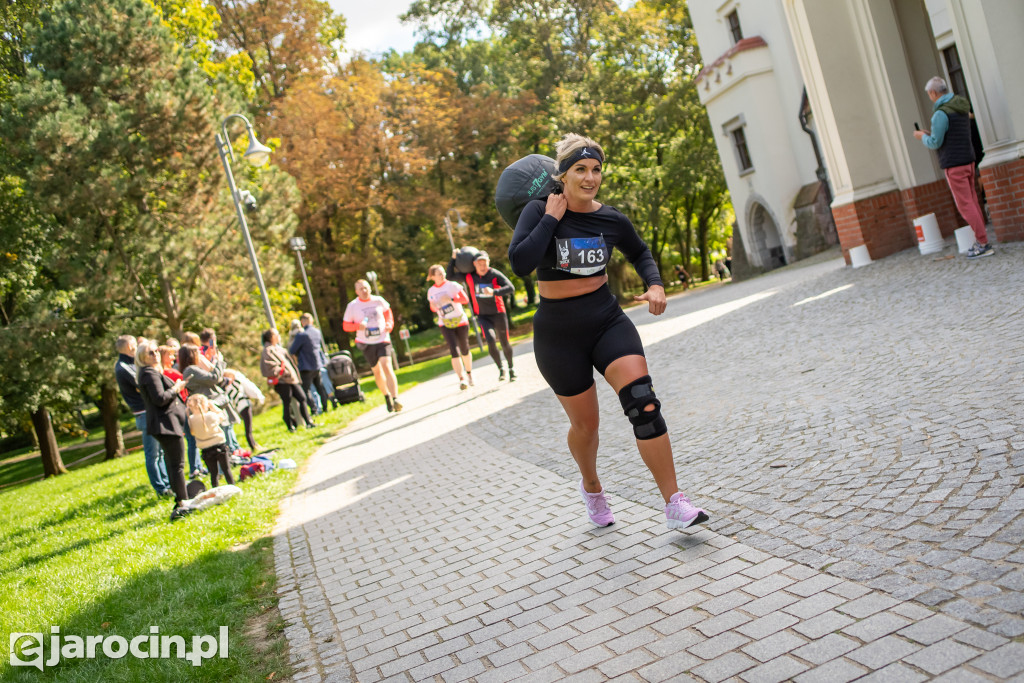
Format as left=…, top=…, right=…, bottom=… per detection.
left=618, top=375, right=667, bottom=440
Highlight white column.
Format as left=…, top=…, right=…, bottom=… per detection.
left=947, top=0, right=1024, bottom=167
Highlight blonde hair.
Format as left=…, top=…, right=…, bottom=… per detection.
left=186, top=393, right=213, bottom=415
left=181, top=331, right=201, bottom=346
left=554, top=133, right=605, bottom=179
left=135, top=340, right=159, bottom=367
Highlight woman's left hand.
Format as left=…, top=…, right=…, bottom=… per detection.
left=634, top=285, right=667, bottom=316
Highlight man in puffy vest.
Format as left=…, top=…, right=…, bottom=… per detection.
left=914, top=76, right=993, bottom=259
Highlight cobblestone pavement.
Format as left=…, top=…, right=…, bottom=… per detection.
left=274, top=242, right=1024, bottom=682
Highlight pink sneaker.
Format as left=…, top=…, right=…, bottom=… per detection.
left=665, top=492, right=709, bottom=530
left=580, top=480, right=615, bottom=527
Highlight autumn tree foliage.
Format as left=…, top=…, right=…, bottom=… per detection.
left=271, top=58, right=534, bottom=338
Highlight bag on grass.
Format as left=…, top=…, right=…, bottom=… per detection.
left=239, top=463, right=265, bottom=481
left=185, top=484, right=242, bottom=510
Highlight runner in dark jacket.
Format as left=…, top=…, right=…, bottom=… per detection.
left=448, top=250, right=517, bottom=381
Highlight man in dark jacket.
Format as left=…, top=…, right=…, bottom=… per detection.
left=914, top=76, right=992, bottom=259
left=114, top=335, right=170, bottom=495
left=289, top=313, right=333, bottom=412
left=449, top=250, right=518, bottom=381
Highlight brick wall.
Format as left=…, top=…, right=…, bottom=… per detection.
left=980, top=158, right=1024, bottom=244
left=832, top=188, right=916, bottom=264
left=901, top=178, right=962, bottom=237
left=833, top=159, right=1022, bottom=263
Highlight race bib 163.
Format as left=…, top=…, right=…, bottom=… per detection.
left=555, top=236, right=608, bottom=276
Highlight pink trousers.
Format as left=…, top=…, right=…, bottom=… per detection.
left=944, top=164, right=988, bottom=244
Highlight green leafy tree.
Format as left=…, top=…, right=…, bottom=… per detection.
left=0, top=0, right=299, bottom=471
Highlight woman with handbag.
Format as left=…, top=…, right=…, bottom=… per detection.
left=260, top=328, right=316, bottom=432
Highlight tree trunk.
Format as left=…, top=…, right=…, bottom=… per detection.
left=698, top=216, right=710, bottom=281
left=31, top=407, right=68, bottom=477
left=100, top=382, right=126, bottom=460
left=155, top=251, right=182, bottom=335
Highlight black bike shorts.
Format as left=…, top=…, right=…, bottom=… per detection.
left=532, top=284, right=644, bottom=397
left=440, top=325, right=470, bottom=358
left=356, top=341, right=391, bottom=367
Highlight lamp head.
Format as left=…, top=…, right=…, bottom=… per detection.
left=289, top=236, right=307, bottom=252
left=243, top=131, right=272, bottom=166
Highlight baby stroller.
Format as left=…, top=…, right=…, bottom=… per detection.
left=327, top=351, right=365, bottom=405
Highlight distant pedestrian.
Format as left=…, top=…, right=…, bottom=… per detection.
left=449, top=250, right=517, bottom=381
left=674, top=264, right=692, bottom=290
left=427, top=264, right=474, bottom=390
left=342, top=279, right=402, bottom=412
left=289, top=313, right=333, bottom=412
left=260, top=328, right=317, bottom=431
left=509, top=132, right=709, bottom=531
left=914, top=76, right=993, bottom=259
left=114, top=335, right=170, bottom=496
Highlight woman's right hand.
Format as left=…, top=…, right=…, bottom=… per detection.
left=545, top=192, right=567, bottom=220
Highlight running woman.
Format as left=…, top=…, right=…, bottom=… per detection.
left=448, top=250, right=517, bottom=381
left=426, top=264, right=474, bottom=390
left=342, top=279, right=403, bottom=412
left=508, top=133, right=709, bottom=531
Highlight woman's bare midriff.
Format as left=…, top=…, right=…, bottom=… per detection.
left=538, top=274, right=608, bottom=300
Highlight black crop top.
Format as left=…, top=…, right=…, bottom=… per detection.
left=508, top=199, right=663, bottom=287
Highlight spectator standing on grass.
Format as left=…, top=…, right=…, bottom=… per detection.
left=135, top=339, right=191, bottom=521
left=114, top=335, right=170, bottom=496
left=289, top=313, right=334, bottom=413
left=286, top=318, right=320, bottom=414
left=186, top=394, right=235, bottom=488
left=159, top=344, right=204, bottom=476
left=914, top=76, right=993, bottom=259
left=342, top=279, right=403, bottom=413
left=261, top=328, right=317, bottom=432
left=448, top=250, right=517, bottom=382
left=178, top=343, right=243, bottom=462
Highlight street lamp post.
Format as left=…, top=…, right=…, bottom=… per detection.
left=443, top=208, right=469, bottom=252
left=365, top=270, right=380, bottom=296
left=215, top=113, right=276, bottom=330
left=289, top=236, right=326, bottom=351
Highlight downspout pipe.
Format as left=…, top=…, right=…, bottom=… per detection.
left=799, top=88, right=832, bottom=204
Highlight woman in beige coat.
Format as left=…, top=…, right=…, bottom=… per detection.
left=260, top=328, right=315, bottom=432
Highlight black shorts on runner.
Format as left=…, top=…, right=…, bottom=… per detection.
left=441, top=325, right=470, bottom=358
left=532, top=283, right=644, bottom=396
left=356, top=341, right=392, bottom=367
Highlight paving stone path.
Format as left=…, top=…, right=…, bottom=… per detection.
left=274, top=242, right=1024, bottom=682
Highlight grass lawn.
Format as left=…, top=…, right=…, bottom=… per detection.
left=0, top=417, right=141, bottom=490
left=0, top=353, right=471, bottom=681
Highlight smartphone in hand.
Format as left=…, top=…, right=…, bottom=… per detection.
left=913, top=122, right=920, bottom=131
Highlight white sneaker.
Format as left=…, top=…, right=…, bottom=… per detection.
left=466, top=372, right=474, bottom=387
left=459, top=378, right=468, bottom=390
